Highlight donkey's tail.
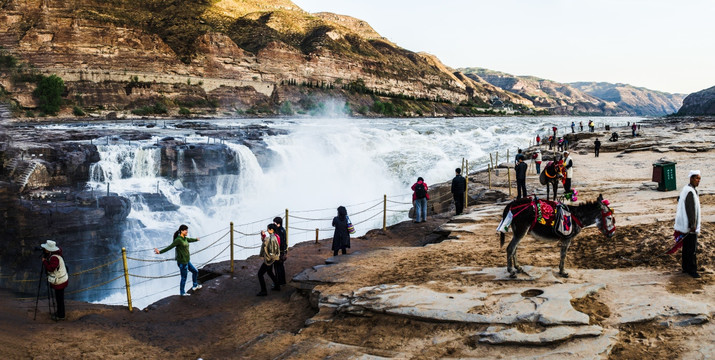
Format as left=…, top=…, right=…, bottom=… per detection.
left=500, top=232, right=505, bottom=248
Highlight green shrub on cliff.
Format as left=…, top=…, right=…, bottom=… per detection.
left=73, top=106, right=86, bottom=116
left=33, top=74, right=64, bottom=115
left=279, top=101, right=294, bottom=115
left=179, top=107, right=191, bottom=116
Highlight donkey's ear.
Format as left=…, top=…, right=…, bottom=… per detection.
left=597, top=194, right=603, bottom=201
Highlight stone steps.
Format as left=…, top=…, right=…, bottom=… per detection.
left=15, top=160, right=38, bottom=191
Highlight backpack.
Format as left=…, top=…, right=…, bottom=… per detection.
left=414, top=183, right=427, bottom=199
left=266, top=235, right=281, bottom=262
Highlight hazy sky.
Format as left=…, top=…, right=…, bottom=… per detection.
left=292, top=0, right=714, bottom=94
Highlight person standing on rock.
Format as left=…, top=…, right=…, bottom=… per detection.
left=536, top=134, right=541, bottom=148
left=562, top=151, right=574, bottom=194
left=515, top=156, right=528, bottom=199
left=571, top=121, right=576, bottom=133
left=154, top=224, right=201, bottom=296
left=451, top=168, right=467, bottom=215
left=579, top=121, right=584, bottom=132
left=411, top=177, right=430, bottom=223
left=674, top=170, right=702, bottom=278
left=257, top=223, right=281, bottom=296
left=272, top=216, right=288, bottom=286
left=332, top=206, right=351, bottom=256
left=631, top=122, right=637, bottom=137
left=594, top=138, right=601, bottom=157
left=41, top=240, right=69, bottom=321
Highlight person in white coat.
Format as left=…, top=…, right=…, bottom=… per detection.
left=674, top=170, right=701, bottom=278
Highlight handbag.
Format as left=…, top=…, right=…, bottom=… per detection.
left=346, top=216, right=356, bottom=234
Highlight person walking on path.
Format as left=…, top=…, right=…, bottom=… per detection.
left=154, top=225, right=201, bottom=296
left=674, top=170, right=702, bottom=278
left=515, top=156, right=528, bottom=199
left=594, top=138, right=601, bottom=157
left=411, top=177, right=430, bottom=223
left=41, top=240, right=69, bottom=320
left=257, top=224, right=281, bottom=296
left=536, top=134, right=541, bottom=148
left=272, top=217, right=288, bottom=286
left=332, top=206, right=351, bottom=256
left=562, top=151, right=574, bottom=194
left=571, top=121, right=576, bottom=133
left=533, top=149, right=542, bottom=174
left=631, top=122, right=637, bottom=137
left=451, top=168, right=467, bottom=215
left=579, top=121, right=583, bottom=131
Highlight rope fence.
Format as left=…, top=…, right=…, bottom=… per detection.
left=4, top=192, right=416, bottom=312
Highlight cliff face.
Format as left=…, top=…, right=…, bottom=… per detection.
left=0, top=0, right=478, bottom=115
left=460, top=68, right=624, bottom=115
left=570, top=82, right=685, bottom=116
left=675, top=86, right=715, bottom=116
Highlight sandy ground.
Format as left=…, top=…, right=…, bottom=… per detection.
left=1, top=120, right=714, bottom=359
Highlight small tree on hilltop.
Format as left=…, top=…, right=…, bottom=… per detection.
left=33, top=74, right=64, bottom=115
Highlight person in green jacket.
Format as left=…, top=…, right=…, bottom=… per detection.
left=154, top=224, right=201, bottom=296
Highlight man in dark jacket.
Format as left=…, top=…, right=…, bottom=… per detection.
left=594, top=138, right=601, bottom=157
left=273, top=217, right=288, bottom=286
left=515, top=157, right=528, bottom=199
left=451, top=168, right=467, bottom=215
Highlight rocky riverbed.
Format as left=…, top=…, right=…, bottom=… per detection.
left=0, top=115, right=713, bottom=359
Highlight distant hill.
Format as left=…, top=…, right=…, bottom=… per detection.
left=677, top=86, right=715, bottom=116
left=460, top=68, right=623, bottom=115
left=570, top=82, right=685, bottom=116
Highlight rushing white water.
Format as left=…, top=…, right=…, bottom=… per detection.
left=43, top=115, right=647, bottom=308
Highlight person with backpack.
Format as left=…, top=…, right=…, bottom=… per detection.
left=272, top=217, right=287, bottom=286
left=332, top=206, right=351, bottom=256
left=154, top=224, right=201, bottom=297
left=257, top=223, right=281, bottom=296
left=411, top=177, right=430, bottom=223
left=40, top=240, right=68, bottom=321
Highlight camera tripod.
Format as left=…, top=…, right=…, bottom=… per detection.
left=33, top=262, right=56, bottom=321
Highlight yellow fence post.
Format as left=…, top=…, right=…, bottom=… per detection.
left=121, top=248, right=132, bottom=312
left=496, top=151, right=499, bottom=166
left=490, top=153, right=494, bottom=168
left=315, top=228, right=319, bottom=244
left=507, top=149, right=510, bottom=164
left=461, top=158, right=465, bottom=174
left=383, top=194, right=387, bottom=231
left=230, top=222, right=234, bottom=274
left=464, top=160, right=469, bottom=207
left=508, top=166, right=512, bottom=197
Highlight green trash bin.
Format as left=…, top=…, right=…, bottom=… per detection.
left=652, top=161, right=677, bottom=191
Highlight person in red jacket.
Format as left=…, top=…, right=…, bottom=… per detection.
left=411, top=177, right=430, bottom=223
left=41, top=240, right=69, bottom=321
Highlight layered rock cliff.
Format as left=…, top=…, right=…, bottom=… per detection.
left=0, top=0, right=483, bottom=117
left=676, top=86, right=715, bottom=116
left=570, top=82, right=685, bottom=116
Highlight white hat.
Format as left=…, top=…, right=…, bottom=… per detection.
left=40, top=240, right=59, bottom=252
left=689, top=170, right=701, bottom=177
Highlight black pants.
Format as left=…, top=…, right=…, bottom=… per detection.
left=682, top=233, right=698, bottom=274
left=258, top=263, right=278, bottom=292
left=516, top=179, right=527, bottom=199
left=54, top=287, right=65, bottom=318
left=563, top=178, right=572, bottom=194
left=595, top=148, right=600, bottom=157
left=453, top=193, right=464, bottom=215
left=333, top=247, right=347, bottom=256
left=274, top=258, right=286, bottom=285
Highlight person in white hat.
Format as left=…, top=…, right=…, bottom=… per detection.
left=40, top=240, right=69, bottom=320
left=674, top=170, right=702, bottom=278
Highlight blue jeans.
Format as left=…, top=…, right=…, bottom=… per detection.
left=415, top=197, right=427, bottom=222
left=536, top=162, right=541, bottom=174
left=178, top=262, right=198, bottom=295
